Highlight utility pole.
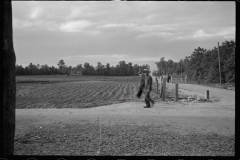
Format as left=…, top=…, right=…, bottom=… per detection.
left=218, top=42, right=222, bottom=86
left=181, top=60, right=182, bottom=79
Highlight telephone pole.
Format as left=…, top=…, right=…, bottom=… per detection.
left=218, top=42, right=222, bottom=86
left=181, top=60, right=182, bottom=79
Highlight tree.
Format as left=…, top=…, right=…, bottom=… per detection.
left=220, top=40, right=235, bottom=83
left=36, top=64, right=40, bottom=74
left=128, top=62, right=133, bottom=76
left=57, top=60, right=65, bottom=74
left=67, top=66, right=72, bottom=75
left=96, top=62, right=102, bottom=75
left=77, top=64, right=83, bottom=71
left=155, top=57, right=167, bottom=76
left=133, top=64, right=139, bottom=76
left=223, top=42, right=235, bottom=83
left=118, top=61, right=127, bottom=76
left=3, top=1, right=16, bottom=155
left=83, top=62, right=90, bottom=75
left=88, top=65, right=96, bottom=75
left=61, top=64, right=68, bottom=75
left=105, top=63, right=110, bottom=76
left=16, top=65, right=25, bottom=75
left=154, top=40, right=235, bottom=84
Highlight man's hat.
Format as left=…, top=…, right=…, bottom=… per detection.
left=143, top=69, right=150, bottom=73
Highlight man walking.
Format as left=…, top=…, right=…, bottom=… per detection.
left=185, top=74, right=188, bottom=83
left=136, top=71, right=144, bottom=98
left=167, top=75, right=171, bottom=83
left=142, top=69, right=155, bottom=108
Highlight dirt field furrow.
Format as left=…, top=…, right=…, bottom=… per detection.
left=110, top=84, right=123, bottom=101
left=101, top=84, right=118, bottom=102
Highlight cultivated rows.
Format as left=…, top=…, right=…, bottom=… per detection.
left=16, top=81, right=161, bottom=109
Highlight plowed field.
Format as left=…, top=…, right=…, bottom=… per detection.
left=17, top=81, right=145, bottom=108
left=16, top=75, right=195, bottom=109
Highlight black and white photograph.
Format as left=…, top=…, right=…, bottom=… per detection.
left=3, top=1, right=235, bottom=157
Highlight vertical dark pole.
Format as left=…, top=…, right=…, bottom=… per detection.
left=156, top=78, right=158, bottom=94
left=160, top=77, right=162, bottom=98
left=175, top=84, right=178, bottom=101
left=162, top=78, right=166, bottom=101
left=3, top=1, right=16, bottom=155
left=181, top=60, right=182, bottom=79
left=206, top=90, right=209, bottom=100
left=218, top=42, right=221, bottom=86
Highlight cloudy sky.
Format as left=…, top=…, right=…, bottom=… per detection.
left=12, top=1, right=235, bottom=72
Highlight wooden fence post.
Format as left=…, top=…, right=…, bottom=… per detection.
left=160, top=78, right=162, bottom=98
left=162, top=77, right=166, bottom=101
left=206, top=90, right=209, bottom=100
left=175, top=83, right=178, bottom=101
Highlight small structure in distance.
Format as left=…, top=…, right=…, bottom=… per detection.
left=70, top=68, right=82, bottom=75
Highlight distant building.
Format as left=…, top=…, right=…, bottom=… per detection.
left=70, top=69, right=82, bottom=75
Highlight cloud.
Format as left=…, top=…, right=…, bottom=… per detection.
left=99, top=22, right=196, bottom=40
left=192, top=29, right=213, bottom=38
left=59, top=20, right=93, bottom=32
left=182, top=27, right=235, bottom=40
left=136, top=32, right=173, bottom=39
left=13, top=18, right=33, bottom=28
left=29, top=7, right=43, bottom=19
left=101, top=23, right=137, bottom=28
left=101, top=23, right=174, bottom=32
left=65, top=54, right=126, bottom=60
left=171, top=27, right=235, bottom=41
left=216, top=26, right=235, bottom=37
left=13, top=1, right=235, bottom=70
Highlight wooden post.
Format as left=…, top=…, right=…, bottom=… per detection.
left=175, top=84, right=178, bottom=101
left=160, top=78, right=162, bottom=98
left=162, top=78, right=166, bottom=101
left=218, top=42, right=222, bottom=86
left=156, top=78, right=158, bottom=94
left=206, top=90, right=209, bottom=100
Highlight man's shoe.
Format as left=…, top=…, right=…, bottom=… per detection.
left=144, top=106, right=151, bottom=108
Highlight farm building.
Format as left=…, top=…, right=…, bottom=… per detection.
left=70, top=69, right=82, bottom=75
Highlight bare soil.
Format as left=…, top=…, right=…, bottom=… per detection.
left=14, top=76, right=235, bottom=156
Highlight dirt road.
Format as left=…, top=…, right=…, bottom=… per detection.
left=167, top=83, right=235, bottom=105
left=15, top=83, right=235, bottom=156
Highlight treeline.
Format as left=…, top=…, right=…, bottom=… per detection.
left=153, top=40, right=235, bottom=84
left=16, top=60, right=150, bottom=76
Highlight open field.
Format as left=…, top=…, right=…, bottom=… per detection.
left=15, top=75, right=235, bottom=156
left=16, top=75, right=193, bottom=109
